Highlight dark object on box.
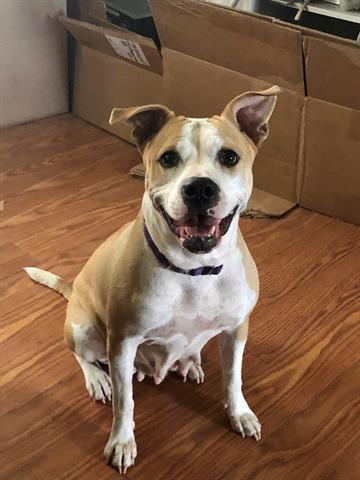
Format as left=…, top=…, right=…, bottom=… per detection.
left=105, top=0, right=161, bottom=48
left=255, top=0, right=360, bottom=40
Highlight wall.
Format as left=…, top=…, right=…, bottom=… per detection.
left=0, top=0, right=68, bottom=128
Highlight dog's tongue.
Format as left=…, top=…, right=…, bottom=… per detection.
left=177, top=215, right=221, bottom=239
left=184, top=225, right=215, bottom=236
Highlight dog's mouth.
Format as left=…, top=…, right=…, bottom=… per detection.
left=159, top=205, right=238, bottom=254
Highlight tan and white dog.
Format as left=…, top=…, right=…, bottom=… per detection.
left=25, top=86, right=279, bottom=474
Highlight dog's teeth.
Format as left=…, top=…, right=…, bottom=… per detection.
left=210, top=226, right=215, bottom=235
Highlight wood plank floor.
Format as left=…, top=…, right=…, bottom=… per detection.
left=1, top=114, right=359, bottom=480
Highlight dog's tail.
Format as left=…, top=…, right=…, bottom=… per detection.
left=24, top=267, right=72, bottom=301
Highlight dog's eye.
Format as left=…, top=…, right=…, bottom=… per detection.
left=217, top=149, right=240, bottom=168
left=159, top=150, right=180, bottom=169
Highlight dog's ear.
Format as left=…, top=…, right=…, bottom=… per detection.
left=221, top=86, right=281, bottom=148
left=109, top=104, right=174, bottom=150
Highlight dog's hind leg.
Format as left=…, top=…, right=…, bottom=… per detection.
left=64, top=296, right=112, bottom=403
left=186, top=362, right=205, bottom=384
left=175, top=358, right=205, bottom=384
left=175, top=330, right=216, bottom=383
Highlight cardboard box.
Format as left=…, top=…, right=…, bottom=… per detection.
left=60, top=0, right=360, bottom=225
left=299, top=36, right=360, bottom=223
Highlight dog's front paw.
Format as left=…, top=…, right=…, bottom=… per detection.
left=104, top=433, right=137, bottom=474
left=228, top=410, right=262, bottom=441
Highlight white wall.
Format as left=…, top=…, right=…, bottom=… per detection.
left=0, top=0, right=68, bottom=128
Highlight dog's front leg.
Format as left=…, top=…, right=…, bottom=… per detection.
left=219, top=317, right=261, bottom=441
left=104, top=336, right=140, bottom=474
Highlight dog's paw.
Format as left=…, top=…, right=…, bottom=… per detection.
left=104, top=434, right=137, bottom=474
left=228, top=411, right=262, bottom=441
left=84, top=366, right=112, bottom=404
left=176, top=359, right=204, bottom=384
left=186, top=363, right=205, bottom=384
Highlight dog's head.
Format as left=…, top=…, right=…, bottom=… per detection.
left=110, top=87, right=280, bottom=254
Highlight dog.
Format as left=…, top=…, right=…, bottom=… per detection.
left=25, top=86, right=279, bottom=474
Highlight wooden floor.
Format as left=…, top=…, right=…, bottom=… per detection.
left=1, top=114, right=359, bottom=480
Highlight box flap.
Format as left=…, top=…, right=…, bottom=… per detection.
left=59, top=15, right=162, bottom=74
left=304, top=36, right=360, bottom=111
left=299, top=98, right=360, bottom=225
left=150, top=0, right=304, bottom=93
left=246, top=188, right=296, bottom=217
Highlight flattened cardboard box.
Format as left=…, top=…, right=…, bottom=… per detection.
left=62, top=0, right=360, bottom=225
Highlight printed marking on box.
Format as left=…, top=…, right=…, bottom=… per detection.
left=105, top=35, right=150, bottom=66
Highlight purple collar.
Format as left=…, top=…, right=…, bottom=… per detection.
left=144, top=224, right=223, bottom=276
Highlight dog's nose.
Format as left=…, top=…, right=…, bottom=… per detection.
left=181, top=177, right=220, bottom=211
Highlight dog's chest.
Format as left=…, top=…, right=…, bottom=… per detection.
left=140, top=253, right=256, bottom=348
left=145, top=287, right=226, bottom=342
